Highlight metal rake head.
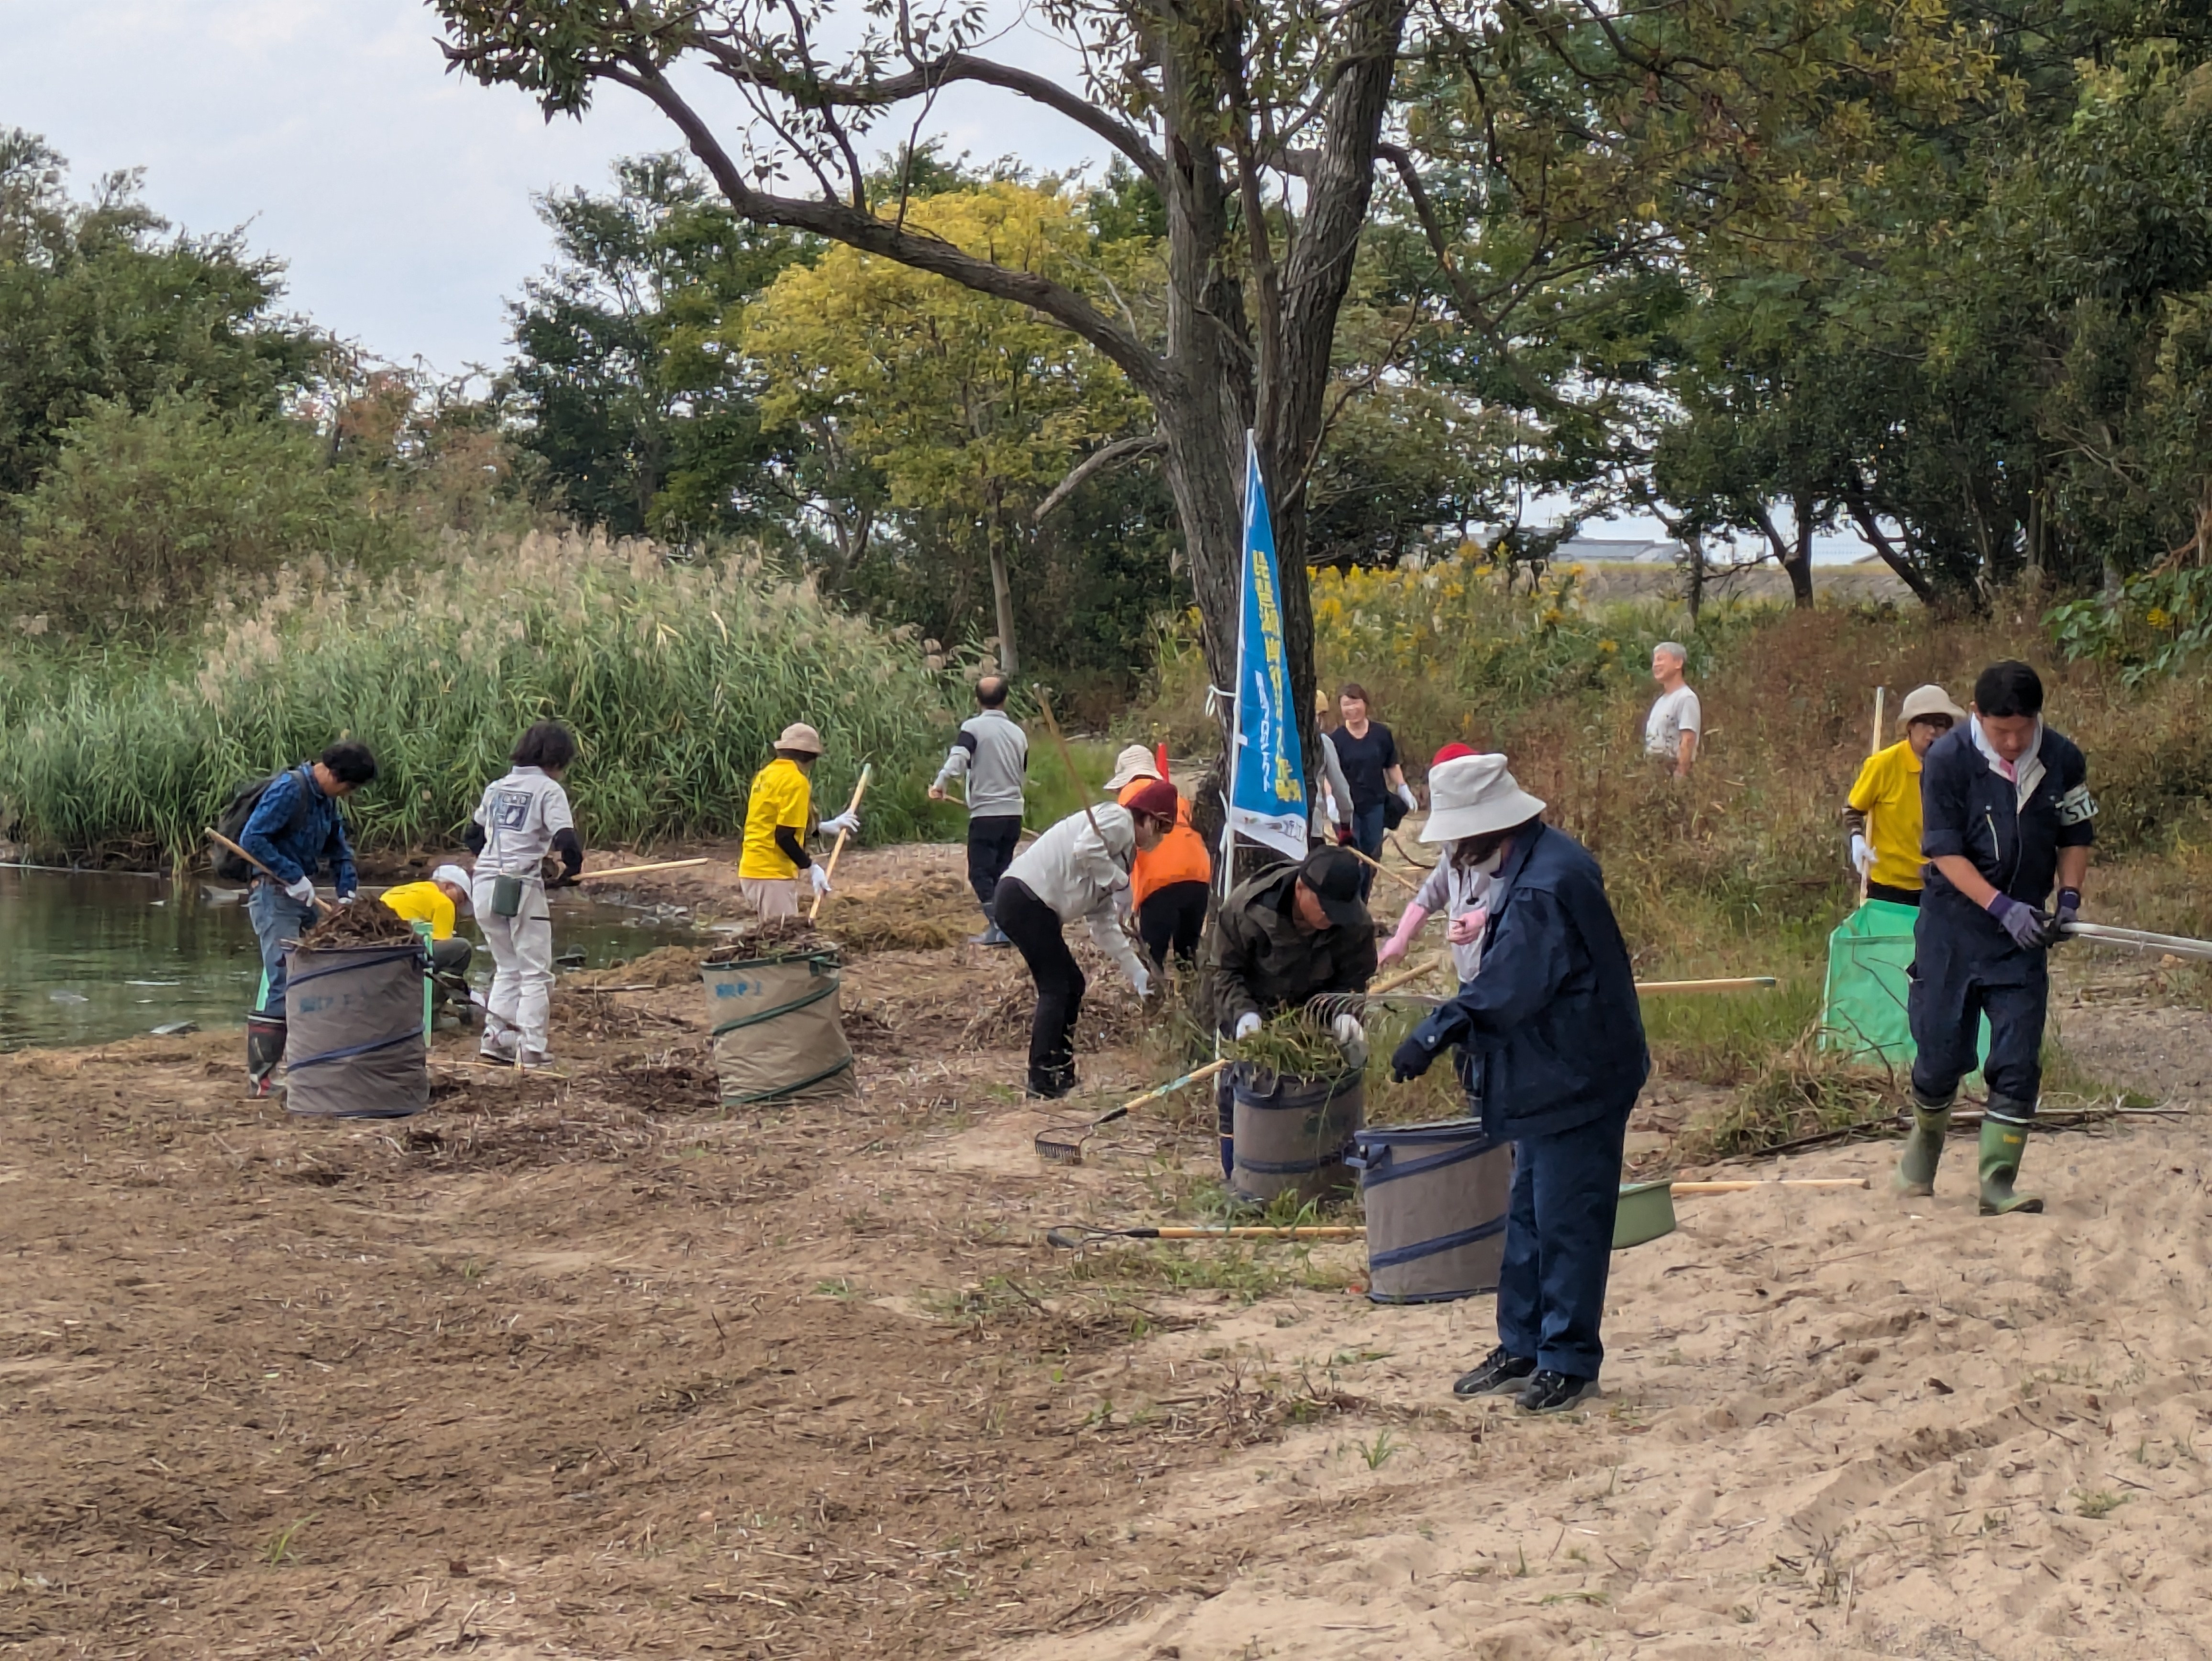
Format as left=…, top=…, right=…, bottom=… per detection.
left=1303, top=989, right=1445, bottom=1027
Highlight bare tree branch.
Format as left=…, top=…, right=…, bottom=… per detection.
left=1033, top=434, right=1167, bottom=522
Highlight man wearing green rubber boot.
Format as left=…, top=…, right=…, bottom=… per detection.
left=1904, top=661, right=2095, bottom=1213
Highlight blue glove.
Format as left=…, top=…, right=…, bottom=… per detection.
left=1987, top=893, right=2046, bottom=951
left=1391, top=1031, right=1438, bottom=1083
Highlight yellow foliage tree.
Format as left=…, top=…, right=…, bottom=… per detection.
left=739, top=184, right=1146, bottom=673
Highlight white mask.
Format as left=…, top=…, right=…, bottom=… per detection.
left=1456, top=840, right=1506, bottom=876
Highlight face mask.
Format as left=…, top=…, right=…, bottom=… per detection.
left=1456, top=840, right=1506, bottom=875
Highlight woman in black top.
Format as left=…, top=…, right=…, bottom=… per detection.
left=1332, top=684, right=1418, bottom=897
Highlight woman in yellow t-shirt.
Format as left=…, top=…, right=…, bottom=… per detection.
left=739, top=722, right=859, bottom=919
left=1843, top=684, right=1965, bottom=906
left=380, top=864, right=477, bottom=1015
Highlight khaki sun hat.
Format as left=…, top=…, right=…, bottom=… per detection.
left=776, top=722, right=825, bottom=755
left=1102, top=743, right=1162, bottom=790
left=1899, top=685, right=1966, bottom=728
left=1419, top=753, right=1548, bottom=844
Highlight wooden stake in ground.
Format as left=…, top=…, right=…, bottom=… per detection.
left=807, top=763, right=873, bottom=922
left=1858, top=686, right=1884, bottom=906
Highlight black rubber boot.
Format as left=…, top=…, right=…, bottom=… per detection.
left=246, top=1017, right=287, bottom=1098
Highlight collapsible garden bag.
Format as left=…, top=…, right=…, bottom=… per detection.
left=702, top=949, right=855, bottom=1106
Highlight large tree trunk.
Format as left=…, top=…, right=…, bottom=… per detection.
left=985, top=498, right=1019, bottom=674
left=1786, top=490, right=1816, bottom=609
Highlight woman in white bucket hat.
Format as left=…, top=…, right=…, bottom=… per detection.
left=1387, top=753, right=1649, bottom=1415
left=1377, top=752, right=1544, bottom=984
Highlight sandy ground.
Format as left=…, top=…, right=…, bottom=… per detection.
left=1, top=845, right=2206, bottom=1659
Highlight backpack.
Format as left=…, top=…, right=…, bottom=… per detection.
left=211, top=767, right=311, bottom=881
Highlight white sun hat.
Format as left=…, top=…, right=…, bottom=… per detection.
left=1102, top=743, right=1163, bottom=790
left=1418, top=753, right=1548, bottom=844
left=432, top=864, right=475, bottom=909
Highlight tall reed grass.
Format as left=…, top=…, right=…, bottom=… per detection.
left=0, top=531, right=965, bottom=863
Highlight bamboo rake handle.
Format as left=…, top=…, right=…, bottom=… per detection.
left=573, top=857, right=709, bottom=882
left=1145, top=1226, right=1364, bottom=1239
left=1116, top=1058, right=1232, bottom=1118
left=1859, top=686, right=1884, bottom=907
left=1673, top=1179, right=1870, bottom=1194
left=808, top=763, right=873, bottom=922
left=1033, top=689, right=1106, bottom=844
left=1634, top=976, right=1779, bottom=995
left=1342, top=842, right=1423, bottom=895
left=203, top=828, right=332, bottom=917
left=1371, top=956, right=1445, bottom=996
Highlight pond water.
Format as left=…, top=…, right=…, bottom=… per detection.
left=0, top=867, right=705, bottom=1052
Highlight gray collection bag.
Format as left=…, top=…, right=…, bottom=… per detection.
left=284, top=942, right=430, bottom=1119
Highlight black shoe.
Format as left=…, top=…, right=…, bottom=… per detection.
left=1452, top=1346, right=1537, bottom=1398
left=1024, top=1071, right=1077, bottom=1101
left=1515, top=1370, right=1599, bottom=1414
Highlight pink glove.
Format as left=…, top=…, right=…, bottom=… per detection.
left=1446, top=906, right=1488, bottom=947
left=1377, top=903, right=1430, bottom=964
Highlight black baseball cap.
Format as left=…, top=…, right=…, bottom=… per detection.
left=1297, top=847, right=1367, bottom=929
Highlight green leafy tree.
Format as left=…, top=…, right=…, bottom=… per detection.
left=0, top=130, right=331, bottom=500
left=505, top=153, right=806, bottom=540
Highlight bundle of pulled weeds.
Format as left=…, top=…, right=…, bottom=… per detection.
left=299, top=898, right=420, bottom=949
left=1225, top=1010, right=1356, bottom=1079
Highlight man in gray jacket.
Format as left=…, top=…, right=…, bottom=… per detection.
left=929, top=676, right=1029, bottom=945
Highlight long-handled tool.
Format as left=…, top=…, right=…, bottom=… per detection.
left=1046, top=1223, right=1364, bottom=1248
left=573, top=857, right=709, bottom=883
left=1034, top=1058, right=1233, bottom=1164
left=807, top=762, right=873, bottom=922
left=1342, top=842, right=1422, bottom=896
left=2062, top=920, right=2212, bottom=962
left=1673, top=1178, right=1869, bottom=1194
left=1858, top=686, right=1884, bottom=906
left=1032, top=689, right=1106, bottom=843
left=1636, top=976, right=1779, bottom=995
left=1305, top=966, right=1772, bottom=1026
left=204, top=828, right=333, bottom=918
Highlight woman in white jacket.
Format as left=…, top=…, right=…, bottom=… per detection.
left=992, top=778, right=1176, bottom=1099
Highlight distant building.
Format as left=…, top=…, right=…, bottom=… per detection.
left=1552, top=536, right=1684, bottom=565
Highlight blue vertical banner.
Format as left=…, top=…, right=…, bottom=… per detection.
left=1226, top=433, right=1309, bottom=861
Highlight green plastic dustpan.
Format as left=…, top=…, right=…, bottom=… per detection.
left=1614, top=1179, right=1677, bottom=1249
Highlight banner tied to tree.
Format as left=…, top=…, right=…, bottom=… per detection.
left=1228, top=434, right=1308, bottom=861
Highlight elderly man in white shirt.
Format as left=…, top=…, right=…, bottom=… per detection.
left=1644, top=642, right=1701, bottom=779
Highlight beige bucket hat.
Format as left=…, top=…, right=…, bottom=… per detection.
left=1102, top=744, right=1162, bottom=790
left=776, top=722, right=825, bottom=755
left=1899, top=685, right=1966, bottom=728
left=1418, top=753, right=1548, bottom=844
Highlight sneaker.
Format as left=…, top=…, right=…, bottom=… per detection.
left=518, top=1050, right=557, bottom=1070
left=970, top=925, right=1013, bottom=947
left=246, top=1074, right=283, bottom=1100
left=1452, top=1346, right=1537, bottom=1398
left=1515, top=1370, right=1600, bottom=1414
left=479, top=1039, right=517, bottom=1063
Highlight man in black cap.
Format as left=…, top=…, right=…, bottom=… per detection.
left=1202, top=847, right=1377, bottom=1176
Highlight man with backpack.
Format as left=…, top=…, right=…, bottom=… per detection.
left=236, top=742, right=378, bottom=1095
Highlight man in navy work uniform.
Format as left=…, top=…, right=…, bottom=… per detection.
left=241, top=741, right=378, bottom=1096
left=1901, top=660, right=2095, bottom=1215
left=1389, top=755, right=1649, bottom=1415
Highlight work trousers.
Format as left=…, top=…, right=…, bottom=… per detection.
left=427, top=937, right=474, bottom=1011
left=967, top=814, right=1024, bottom=913
left=1350, top=802, right=1387, bottom=899
left=1138, top=880, right=1208, bottom=968
left=740, top=875, right=801, bottom=920
left=475, top=877, right=554, bottom=1056
left=1908, top=937, right=2047, bottom=1109
left=1495, top=1110, right=1628, bottom=1380
left=994, top=878, right=1083, bottom=1092
left=248, top=880, right=317, bottom=1020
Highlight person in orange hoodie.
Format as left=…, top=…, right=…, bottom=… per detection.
left=1103, top=745, right=1213, bottom=970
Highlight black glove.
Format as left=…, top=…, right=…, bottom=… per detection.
left=1391, top=1032, right=1438, bottom=1083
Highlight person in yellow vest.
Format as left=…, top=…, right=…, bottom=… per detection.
left=380, top=864, right=476, bottom=1015
left=1842, top=684, right=1966, bottom=906
left=739, top=722, right=859, bottom=920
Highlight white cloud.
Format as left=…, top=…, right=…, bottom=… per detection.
left=0, top=0, right=1104, bottom=371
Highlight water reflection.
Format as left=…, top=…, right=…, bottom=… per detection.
left=0, top=868, right=701, bottom=1051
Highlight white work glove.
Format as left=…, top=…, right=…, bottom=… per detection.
left=807, top=865, right=832, bottom=897
left=283, top=876, right=316, bottom=908
left=1130, top=962, right=1152, bottom=999
left=820, top=810, right=861, bottom=837
left=1396, top=780, right=1420, bottom=813
left=1233, top=1012, right=1262, bottom=1041
left=1332, top=1012, right=1369, bottom=1071
left=1849, top=833, right=1873, bottom=877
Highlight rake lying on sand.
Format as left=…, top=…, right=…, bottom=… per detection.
left=1045, top=1223, right=1364, bottom=1247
